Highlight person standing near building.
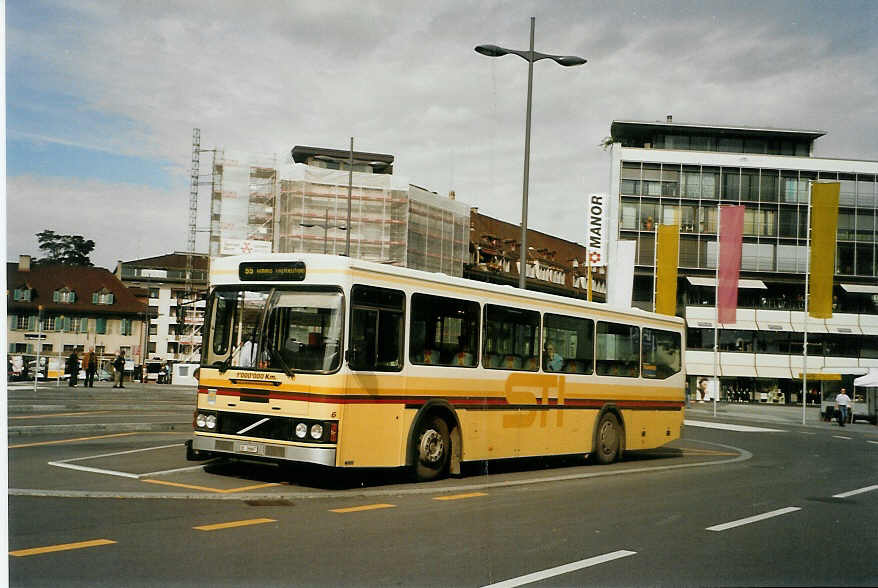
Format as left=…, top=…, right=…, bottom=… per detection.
left=66, top=350, right=80, bottom=387
left=835, top=388, right=851, bottom=426
left=112, top=350, right=126, bottom=389
left=82, top=348, right=97, bottom=388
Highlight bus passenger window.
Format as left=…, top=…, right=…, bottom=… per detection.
left=642, top=328, right=681, bottom=379
left=349, top=285, right=404, bottom=372
left=483, top=305, right=540, bottom=371
left=410, top=294, right=479, bottom=367
left=543, top=313, right=594, bottom=374
left=596, top=322, right=640, bottom=377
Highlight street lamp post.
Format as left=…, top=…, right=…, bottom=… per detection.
left=300, top=209, right=347, bottom=254
left=475, top=16, right=586, bottom=289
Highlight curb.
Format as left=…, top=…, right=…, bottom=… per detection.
left=8, top=422, right=193, bottom=436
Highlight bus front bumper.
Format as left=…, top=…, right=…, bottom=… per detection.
left=191, top=435, right=336, bottom=466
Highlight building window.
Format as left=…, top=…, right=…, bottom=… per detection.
left=13, top=287, right=32, bottom=302
left=96, top=317, right=107, bottom=334
left=120, top=318, right=133, bottom=336
left=95, top=345, right=105, bottom=355
left=41, top=316, right=56, bottom=331
left=149, top=288, right=160, bottom=299
left=53, top=288, right=76, bottom=303
left=149, top=324, right=158, bottom=336
left=92, top=289, right=115, bottom=305
left=41, top=343, right=53, bottom=353
left=17, top=315, right=30, bottom=330
left=147, top=342, right=156, bottom=354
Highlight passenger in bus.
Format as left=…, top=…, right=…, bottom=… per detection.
left=503, top=355, right=522, bottom=369
left=421, top=349, right=437, bottom=365
left=239, top=331, right=258, bottom=367
left=543, top=343, right=563, bottom=372
left=563, top=359, right=581, bottom=374
left=523, top=356, right=538, bottom=371
left=453, top=344, right=473, bottom=367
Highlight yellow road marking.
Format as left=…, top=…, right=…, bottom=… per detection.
left=330, top=503, right=396, bottom=513
left=434, top=492, right=488, bottom=501
left=10, top=410, right=113, bottom=420
left=10, top=539, right=116, bottom=557
left=142, top=479, right=281, bottom=493
left=194, top=518, right=276, bottom=531
left=8, top=432, right=137, bottom=449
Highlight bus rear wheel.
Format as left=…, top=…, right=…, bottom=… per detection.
left=594, top=413, right=621, bottom=465
left=413, top=416, right=450, bottom=482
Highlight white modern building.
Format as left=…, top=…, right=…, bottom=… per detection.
left=116, top=253, right=208, bottom=366
left=607, top=118, right=878, bottom=403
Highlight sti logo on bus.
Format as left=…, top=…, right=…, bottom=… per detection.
left=239, top=261, right=306, bottom=281
left=587, top=194, right=607, bottom=266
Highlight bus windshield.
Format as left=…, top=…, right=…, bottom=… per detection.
left=203, top=287, right=343, bottom=373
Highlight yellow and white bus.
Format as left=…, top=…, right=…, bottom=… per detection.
left=188, top=254, right=685, bottom=481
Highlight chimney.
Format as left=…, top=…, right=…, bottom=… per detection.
left=666, top=115, right=673, bottom=123
left=19, top=255, right=31, bottom=272
left=449, top=190, right=456, bottom=200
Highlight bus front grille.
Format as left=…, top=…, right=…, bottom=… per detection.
left=218, top=412, right=293, bottom=442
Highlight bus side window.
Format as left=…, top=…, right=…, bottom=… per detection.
left=410, top=293, right=479, bottom=367
left=349, top=285, right=405, bottom=372
left=483, top=304, right=540, bottom=372
left=596, top=321, right=640, bottom=377
left=642, top=328, right=681, bottom=379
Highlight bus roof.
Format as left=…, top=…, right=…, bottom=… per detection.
left=210, top=253, right=685, bottom=327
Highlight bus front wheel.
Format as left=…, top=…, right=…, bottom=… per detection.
left=413, top=416, right=450, bottom=482
left=593, top=413, right=621, bottom=465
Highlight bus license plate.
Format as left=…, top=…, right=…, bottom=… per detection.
left=237, top=443, right=259, bottom=454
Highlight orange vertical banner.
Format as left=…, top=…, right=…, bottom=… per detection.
left=655, top=223, right=680, bottom=316
left=809, top=182, right=840, bottom=319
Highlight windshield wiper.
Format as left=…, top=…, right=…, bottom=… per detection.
left=264, top=339, right=294, bottom=378
left=217, top=341, right=243, bottom=374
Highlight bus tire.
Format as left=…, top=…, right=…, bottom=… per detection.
left=593, top=412, right=622, bottom=465
left=413, top=415, right=450, bottom=482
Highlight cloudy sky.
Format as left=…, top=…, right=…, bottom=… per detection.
left=6, top=0, right=878, bottom=269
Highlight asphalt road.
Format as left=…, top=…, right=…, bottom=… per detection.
left=6, top=384, right=878, bottom=587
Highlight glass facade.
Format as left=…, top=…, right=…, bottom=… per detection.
left=620, top=162, right=878, bottom=277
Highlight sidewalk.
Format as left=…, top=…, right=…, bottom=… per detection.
left=685, top=401, right=872, bottom=429
left=7, top=381, right=197, bottom=436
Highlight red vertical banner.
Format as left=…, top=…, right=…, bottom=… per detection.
left=717, top=205, right=745, bottom=324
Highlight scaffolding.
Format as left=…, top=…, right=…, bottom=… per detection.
left=212, top=149, right=470, bottom=277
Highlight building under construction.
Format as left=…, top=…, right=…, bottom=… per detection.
left=208, top=145, right=470, bottom=276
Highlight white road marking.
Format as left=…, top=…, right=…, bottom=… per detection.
left=868, top=440, right=878, bottom=445
left=684, top=420, right=785, bottom=433
left=833, top=485, right=878, bottom=499
left=832, top=435, right=852, bottom=440
left=480, top=550, right=637, bottom=588
left=706, top=507, right=801, bottom=532
left=48, top=443, right=196, bottom=479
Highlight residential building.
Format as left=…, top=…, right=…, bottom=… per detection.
left=115, top=252, right=208, bottom=364
left=7, top=255, right=147, bottom=375
left=607, top=118, right=878, bottom=403
left=467, top=209, right=606, bottom=300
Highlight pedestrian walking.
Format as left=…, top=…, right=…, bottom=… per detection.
left=112, top=350, right=126, bottom=389
left=835, top=388, right=851, bottom=426
left=83, top=348, right=98, bottom=387
left=66, top=350, right=80, bottom=387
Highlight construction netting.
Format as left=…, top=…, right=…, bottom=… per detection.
left=210, top=152, right=470, bottom=277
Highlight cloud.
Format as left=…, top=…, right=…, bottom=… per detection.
left=6, top=175, right=190, bottom=269
left=7, top=0, right=878, bottom=253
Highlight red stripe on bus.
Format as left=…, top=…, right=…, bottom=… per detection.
left=199, top=388, right=682, bottom=410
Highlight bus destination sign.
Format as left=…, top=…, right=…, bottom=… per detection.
left=239, top=261, right=306, bottom=281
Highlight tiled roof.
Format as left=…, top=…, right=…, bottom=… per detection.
left=7, top=263, right=147, bottom=315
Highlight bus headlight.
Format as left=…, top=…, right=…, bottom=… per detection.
left=205, top=414, right=217, bottom=430
left=196, top=413, right=206, bottom=428
left=309, top=423, right=324, bottom=440
left=295, top=422, right=308, bottom=439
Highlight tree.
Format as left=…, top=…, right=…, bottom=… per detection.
left=35, top=230, right=95, bottom=266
